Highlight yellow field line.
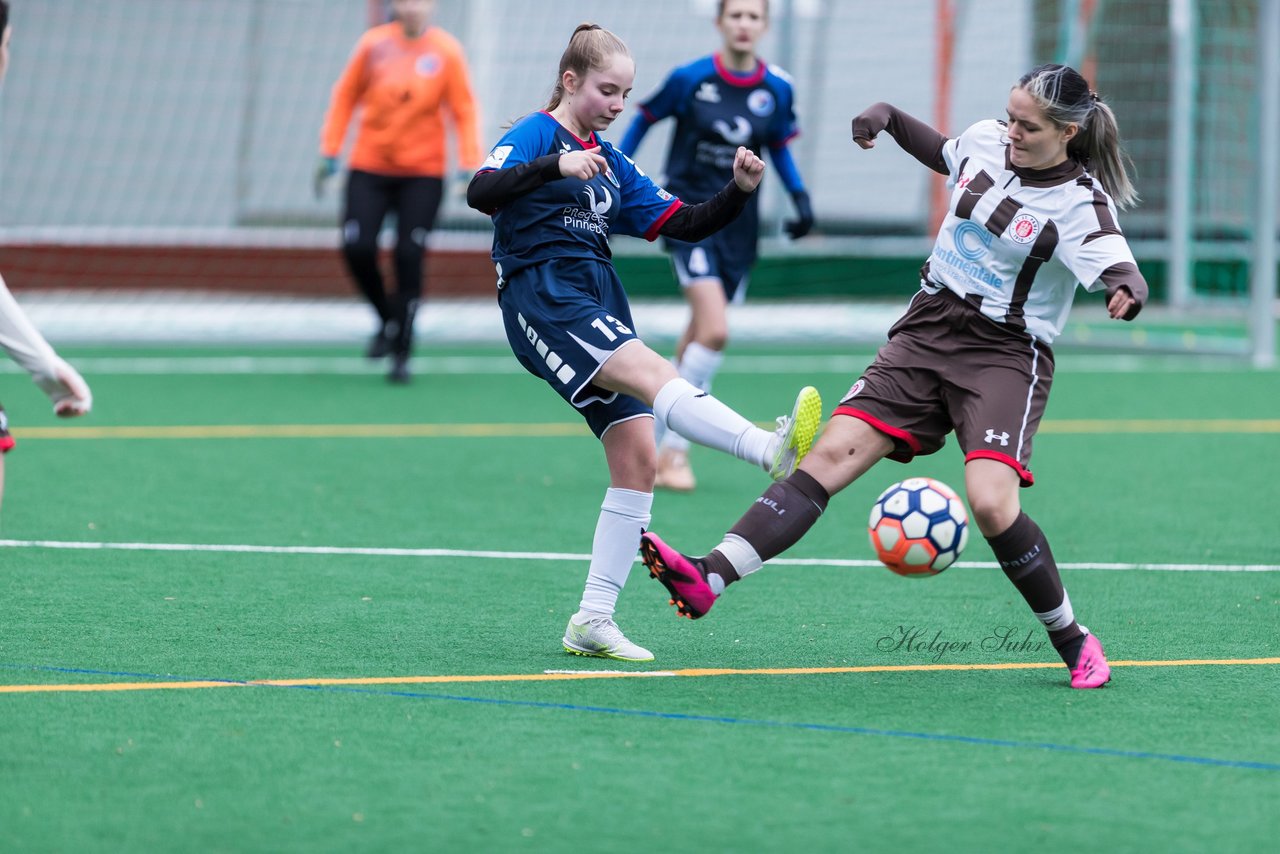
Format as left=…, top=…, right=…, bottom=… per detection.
left=11, top=423, right=590, bottom=440
left=3, top=657, right=1277, bottom=695
left=11, top=419, right=1280, bottom=441
left=1042, top=419, right=1280, bottom=434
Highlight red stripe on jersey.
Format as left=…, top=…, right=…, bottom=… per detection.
left=965, top=449, right=1035, bottom=487
left=645, top=199, right=683, bottom=241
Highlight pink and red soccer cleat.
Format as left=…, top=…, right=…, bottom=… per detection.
left=639, top=532, right=718, bottom=620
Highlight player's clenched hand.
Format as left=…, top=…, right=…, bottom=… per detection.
left=1107, top=286, right=1137, bottom=320
left=851, top=106, right=890, bottom=149
left=560, top=146, right=609, bottom=180
left=732, top=146, right=765, bottom=192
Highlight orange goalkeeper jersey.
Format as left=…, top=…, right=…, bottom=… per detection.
left=320, top=23, right=482, bottom=177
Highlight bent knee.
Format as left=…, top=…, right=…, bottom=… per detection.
left=965, top=490, right=1020, bottom=536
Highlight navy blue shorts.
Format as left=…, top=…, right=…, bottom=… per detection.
left=498, top=258, right=652, bottom=438
left=664, top=231, right=754, bottom=303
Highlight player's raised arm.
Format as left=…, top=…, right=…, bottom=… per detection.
left=851, top=102, right=950, bottom=174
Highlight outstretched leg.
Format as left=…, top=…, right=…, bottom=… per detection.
left=596, top=341, right=820, bottom=481
left=642, top=414, right=894, bottom=618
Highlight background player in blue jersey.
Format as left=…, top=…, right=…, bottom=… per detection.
left=639, top=64, right=1146, bottom=690
left=467, top=23, right=821, bottom=663
left=619, top=0, right=813, bottom=492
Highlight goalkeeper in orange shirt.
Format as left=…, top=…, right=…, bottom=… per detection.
left=0, top=0, right=93, bottom=512
left=316, top=0, right=482, bottom=383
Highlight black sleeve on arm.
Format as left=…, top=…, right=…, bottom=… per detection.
left=467, top=154, right=564, bottom=214
left=851, top=102, right=949, bottom=175
left=1099, top=261, right=1148, bottom=320
left=658, top=182, right=753, bottom=242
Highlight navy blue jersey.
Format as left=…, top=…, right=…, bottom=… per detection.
left=621, top=54, right=801, bottom=255
left=627, top=55, right=799, bottom=202
left=477, top=111, right=682, bottom=280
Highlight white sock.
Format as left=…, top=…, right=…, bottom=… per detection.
left=661, top=342, right=724, bottom=453
left=1033, top=591, right=1076, bottom=631
left=578, top=488, right=654, bottom=618
left=714, top=533, right=764, bottom=582
left=652, top=356, right=679, bottom=448
left=677, top=341, right=723, bottom=391
left=652, top=378, right=771, bottom=467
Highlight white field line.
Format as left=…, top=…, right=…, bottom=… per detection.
left=1, top=539, right=1276, bottom=572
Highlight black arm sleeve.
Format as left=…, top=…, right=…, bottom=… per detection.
left=467, top=154, right=564, bottom=214
left=657, top=182, right=753, bottom=242
left=1099, top=261, right=1148, bottom=320
left=852, top=102, right=949, bottom=175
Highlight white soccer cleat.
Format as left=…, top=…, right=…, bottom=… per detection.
left=766, top=385, right=822, bottom=480
left=562, top=612, right=654, bottom=662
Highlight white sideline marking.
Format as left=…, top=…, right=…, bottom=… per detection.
left=1, top=539, right=1276, bottom=572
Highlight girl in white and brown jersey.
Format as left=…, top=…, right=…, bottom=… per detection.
left=636, top=63, right=1148, bottom=690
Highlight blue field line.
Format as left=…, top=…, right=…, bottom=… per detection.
left=7, top=661, right=1278, bottom=773
left=306, top=683, right=1280, bottom=772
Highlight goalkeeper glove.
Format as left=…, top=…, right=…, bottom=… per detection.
left=784, top=190, right=814, bottom=240
left=313, top=156, right=339, bottom=199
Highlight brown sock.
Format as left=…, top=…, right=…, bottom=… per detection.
left=986, top=512, right=1086, bottom=666
left=701, top=470, right=830, bottom=589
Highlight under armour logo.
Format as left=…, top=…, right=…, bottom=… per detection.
left=984, top=429, right=1010, bottom=446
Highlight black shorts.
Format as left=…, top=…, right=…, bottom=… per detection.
left=833, top=289, right=1054, bottom=486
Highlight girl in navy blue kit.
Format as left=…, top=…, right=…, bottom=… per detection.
left=467, top=23, right=820, bottom=662
left=619, top=0, right=813, bottom=492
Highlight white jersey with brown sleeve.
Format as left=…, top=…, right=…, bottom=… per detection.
left=922, top=119, right=1137, bottom=345
left=0, top=273, right=92, bottom=415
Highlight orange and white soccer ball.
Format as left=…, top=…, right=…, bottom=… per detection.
left=868, top=477, right=969, bottom=577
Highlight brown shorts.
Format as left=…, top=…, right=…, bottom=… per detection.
left=833, top=289, right=1053, bottom=487
left=0, top=403, right=13, bottom=454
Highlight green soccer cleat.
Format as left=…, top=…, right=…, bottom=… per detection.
left=766, top=385, right=822, bottom=481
